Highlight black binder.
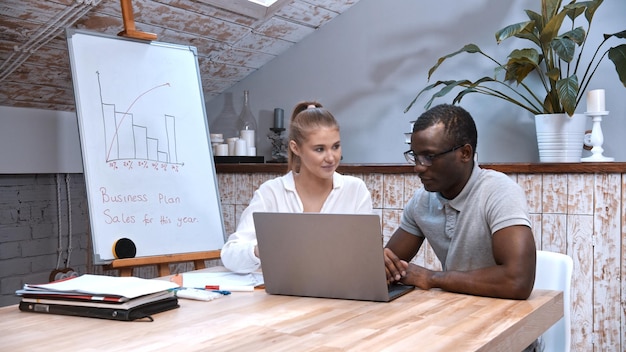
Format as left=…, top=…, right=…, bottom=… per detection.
left=18, top=297, right=179, bottom=321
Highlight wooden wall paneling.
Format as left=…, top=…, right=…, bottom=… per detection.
left=543, top=174, right=568, bottom=214
left=422, top=241, right=442, bottom=271
left=235, top=173, right=254, bottom=205
left=506, top=173, right=518, bottom=183
left=221, top=203, right=236, bottom=235
left=217, top=173, right=237, bottom=204
left=568, top=214, right=594, bottom=351
left=541, top=213, right=567, bottom=253
left=592, top=173, right=622, bottom=350
left=403, top=173, right=422, bottom=206
left=382, top=174, right=404, bottom=209
left=621, top=174, right=626, bottom=352
left=381, top=209, right=401, bottom=244
left=518, top=174, right=542, bottom=214
left=361, top=173, right=383, bottom=209
left=251, top=172, right=276, bottom=200
left=529, top=213, right=543, bottom=249
left=568, top=174, right=594, bottom=215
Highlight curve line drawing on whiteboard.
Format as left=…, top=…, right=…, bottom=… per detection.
left=96, top=71, right=184, bottom=172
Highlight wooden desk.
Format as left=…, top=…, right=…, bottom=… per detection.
left=1, top=287, right=561, bottom=351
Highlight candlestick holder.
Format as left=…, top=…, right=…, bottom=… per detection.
left=267, top=128, right=288, bottom=163
left=581, top=111, right=614, bottom=162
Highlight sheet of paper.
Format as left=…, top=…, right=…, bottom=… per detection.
left=23, top=274, right=179, bottom=299
left=182, top=272, right=264, bottom=288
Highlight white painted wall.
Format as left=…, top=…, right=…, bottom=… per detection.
left=205, top=0, right=626, bottom=163
left=0, top=106, right=83, bottom=173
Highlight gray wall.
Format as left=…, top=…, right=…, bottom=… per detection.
left=205, top=0, right=626, bottom=163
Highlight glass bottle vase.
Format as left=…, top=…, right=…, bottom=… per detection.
left=237, top=90, right=258, bottom=148
left=209, top=92, right=239, bottom=139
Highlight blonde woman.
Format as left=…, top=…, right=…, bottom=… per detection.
left=221, top=101, right=373, bottom=273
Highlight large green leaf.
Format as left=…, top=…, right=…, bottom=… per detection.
left=540, top=7, right=568, bottom=43
left=509, top=48, right=540, bottom=63
left=556, top=75, right=578, bottom=115
left=542, top=0, right=563, bottom=22
left=505, top=61, right=537, bottom=83
left=608, top=44, right=626, bottom=87
left=583, top=0, right=603, bottom=23
left=525, top=10, right=544, bottom=33
left=604, top=29, right=626, bottom=40
left=422, top=80, right=474, bottom=110
left=452, top=88, right=479, bottom=105
left=496, top=21, right=535, bottom=44
left=405, top=80, right=456, bottom=112
left=551, top=36, right=576, bottom=62
left=505, top=49, right=540, bottom=83
left=546, top=67, right=561, bottom=81
left=564, top=2, right=586, bottom=22
left=561, top=27, right=585, bottom=44
left=427, top=44, right=482, bottom=79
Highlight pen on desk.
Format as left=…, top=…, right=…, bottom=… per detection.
left=205, top=285, right=254, bottom=292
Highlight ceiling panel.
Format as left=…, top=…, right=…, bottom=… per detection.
left=0, top=0, right=361, bottom=112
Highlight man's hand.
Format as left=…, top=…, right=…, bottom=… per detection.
left=402, top=263, right=435, bottom=290
left=384, top=248, right=409, bottom=284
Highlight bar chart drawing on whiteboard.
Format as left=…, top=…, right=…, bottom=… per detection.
left=97, top=71, right=183, bottom=167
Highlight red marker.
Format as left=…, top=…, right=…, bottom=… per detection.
left=205, top=285, right=254, bottom=292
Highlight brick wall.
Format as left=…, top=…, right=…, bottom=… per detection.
left=0, top=174, right=90, bottom=307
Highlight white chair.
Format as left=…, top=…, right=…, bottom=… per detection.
left=533, top=250, right=573, bottom=352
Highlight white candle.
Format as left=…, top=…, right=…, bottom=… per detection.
left=215, top=144, right=229, bottom=156
left=235, top=139, right=247, bottom=156
left=226, top=137, right=239, bottom=156
left=586, top=89, right=605, bottom=112
left=240, top=129, right=255, bottom=148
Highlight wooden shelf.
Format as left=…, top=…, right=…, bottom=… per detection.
left=215, top=162, right=626, bottom=174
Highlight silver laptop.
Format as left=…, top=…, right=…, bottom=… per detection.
left=253, top=212, right=414, bottom=302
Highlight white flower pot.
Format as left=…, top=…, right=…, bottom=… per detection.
left=534, top=113, right=587, bottom=162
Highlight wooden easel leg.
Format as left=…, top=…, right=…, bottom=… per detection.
left=117, top=0, right=157, bottom=40
left=158, top=263, right=171, bottom=277
left=194, top=259, right=206, bottom=270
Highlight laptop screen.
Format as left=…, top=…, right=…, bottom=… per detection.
left=253, top=212, right=413, bottom=302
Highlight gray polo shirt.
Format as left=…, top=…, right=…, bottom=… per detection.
left=400, top=164, right=531, bottom=271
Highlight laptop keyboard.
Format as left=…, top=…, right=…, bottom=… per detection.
left=388, top=283, right=414, bottom=299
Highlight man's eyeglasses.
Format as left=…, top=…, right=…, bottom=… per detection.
left=404, top=145, right=465, bottom=166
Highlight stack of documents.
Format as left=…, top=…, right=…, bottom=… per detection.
left=179, top=271, right=264, bottom=290
left=16, top=274, right=180, bottom=321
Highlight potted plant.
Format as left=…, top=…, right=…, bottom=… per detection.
left=406, top=0, right=626, bottom=162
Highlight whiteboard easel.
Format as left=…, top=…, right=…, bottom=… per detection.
left=67, top=29, right=225, bottom=264
left=104, top=250, right=221, bottom=277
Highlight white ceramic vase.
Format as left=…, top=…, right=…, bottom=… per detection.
left=534, top=113, right=587, bottom=162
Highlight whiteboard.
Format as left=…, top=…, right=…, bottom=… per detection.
left=67, top=30, right=225, bottom=264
